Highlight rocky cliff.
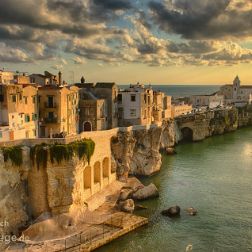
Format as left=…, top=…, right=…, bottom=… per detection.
left=0, top=147, right=30, bottom=250
left=111, top=120, right=179, bottom=178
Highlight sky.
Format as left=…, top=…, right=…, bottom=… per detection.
left=1, top=0, right=252, bottom=85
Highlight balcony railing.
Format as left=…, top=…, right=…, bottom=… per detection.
left=44, top=102, right=57, bottom=108
left=44, top=117, right=58, bottom=123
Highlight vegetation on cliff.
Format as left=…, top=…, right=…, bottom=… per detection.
left=1, top=139, right=95, bottom=169
left=2, top=146, right=23, bottom=166
left=30, top=139, right=95, bottom=169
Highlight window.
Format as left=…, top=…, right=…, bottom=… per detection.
left=47, top=96, right=54, bottom=108
left=25, top=114, right=30, bottom=122
left=131, top=95, right=136, bottom=102
left=32, top=113, right=37, bottom=121
left=48, top=112, right=54, bottom=119
left=130, top=109, right=136, bottom=117
left=118, top=108, right=123, bottom=119
left=24, top=96, right=28, bottom=104
left=33, top=129, right=36, bottom=137
left=19, top=93, right=22, bottom=101
left=12, top=95, right=16, bottom=103
left=118, top=94, right=122, bottom=103
left=32, top=96, right=36, bottom=104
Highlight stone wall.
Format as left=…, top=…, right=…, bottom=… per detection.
left=0, top=129, right=118, bottom=241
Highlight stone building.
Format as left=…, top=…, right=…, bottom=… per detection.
left=75, top=81, right=118, bottom=131
left=117, top=83, right=154, bottom=126
left=153, top=91, right=172, bottom=123
left=171, top=102, right=193, bottom=118
left=91, top=82, right=118, bottom=129
left=0, top=83, right=38, bottom=142
left=78, top=89, right=107, bottom=132
left=190, top=93, right=224, bottom=109
left=0, top=70, right=14, bottom=84
left=218, top=76, right=252, bottom=106
left=30, top=71, right=62, bottom=86
left=38, top=85, right=79, bottom=138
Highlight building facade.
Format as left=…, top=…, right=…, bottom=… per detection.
left=78, top=87, right=108, bottom=132
left=171, top=102, right=193, bottom=118
left=190, top=93, right=224, bottom=109
left=218, top=76, right=252, bottom=106
left=153, top=91, right=172, bottom=123
left=117, top=83, right=154, bottom=126
left=0, top=84, right=38, bottom=142
left=38, top=85, right=79, bottom=138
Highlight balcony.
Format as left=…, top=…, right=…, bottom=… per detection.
left=44, top=102, right=57, bottom=108
left=44, top=117, right=58, bottom=123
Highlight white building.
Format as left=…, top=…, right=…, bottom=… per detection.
left=117, top=83, right=153, bottom=126
left=190, top=93, right=224, bottom=109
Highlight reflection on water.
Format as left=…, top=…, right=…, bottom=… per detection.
left=97, top=128, right=252, bottom=252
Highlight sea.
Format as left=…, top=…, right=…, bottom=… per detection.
left=97, top=128, right=252, bottom=252
left=119, top=85, right=221, bottom=98
left=96, top=85, right=252, bottom=252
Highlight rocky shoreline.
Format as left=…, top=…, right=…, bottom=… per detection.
left=112, top=105, right=252, bottom=178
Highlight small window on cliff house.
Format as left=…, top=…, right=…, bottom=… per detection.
left=131, top=95, right=136, bottom=102
left=130, top=109, right=136, bottom=117
left=12, top=95, right=16, bottom=103
left=118, top=94, right=122, bottom=103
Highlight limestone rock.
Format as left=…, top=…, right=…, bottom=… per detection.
left=161, top=206, right=181, bottom=217
left=132, top=183, right=159, bottom=201
left=118, top=199, right=135, bottom=213
left=117, top=188, right=134, bottom=202
left=186, top=207, right=197, bottom=216
left=111, top=121, right=178, bottom=178
left=165, top=147, right=177, bottom=155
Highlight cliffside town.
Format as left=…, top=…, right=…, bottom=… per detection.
left=1, top=71, right=252, bottom=251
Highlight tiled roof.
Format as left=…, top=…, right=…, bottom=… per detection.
left=95, top=82, right=116, bottom=88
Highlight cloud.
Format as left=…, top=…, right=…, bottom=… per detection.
left=73, top=56, right=86, bottom=65
left=149, top=0, right=252, bottom=39
left=0, top=43, right=31, bottom=63
left=1, top=0, right=252, bottom=68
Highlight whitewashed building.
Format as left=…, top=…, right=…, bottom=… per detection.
left=117, top=83, right=154, bottom=126
left=190, top=93, right=224, bottom=109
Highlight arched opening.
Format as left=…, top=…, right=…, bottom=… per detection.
left=181, top=127, right=193, bottom=142
left=94, top=162, right=101, bottom=184
left=103, top=157, right=109, bottom=178
left=83, top=166, right=91, bottom=189
left=83, top=121, right=92, bottom=132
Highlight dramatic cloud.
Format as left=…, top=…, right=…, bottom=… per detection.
left=149, top=0, right=252, bottom=39
left=1, top=0, right=252, bottom=69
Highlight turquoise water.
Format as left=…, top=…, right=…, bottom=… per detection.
left=97, top=128, right=252, bottom=252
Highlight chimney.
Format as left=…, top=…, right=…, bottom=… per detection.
left=58, top=71, right=62, bottom=86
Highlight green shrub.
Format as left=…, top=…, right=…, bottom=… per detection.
left=2, top=146, right=23, bottom=167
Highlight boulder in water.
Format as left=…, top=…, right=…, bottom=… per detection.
left=161, top=206, right=180, bottom=217
left=165, top=147, right=177, bottom=155
left=186, top=207, right=197, bottom=216
left=132, top=183, right=159, bottom=201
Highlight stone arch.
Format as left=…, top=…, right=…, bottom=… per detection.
left=103, top=157, right=109, bottom=178
left=83, top=121, right=92, bottom=132
left=83, top=165, right=91, bottom=189
left=94, top=161, right=101, bottom=184
left=181, top=127, right=193, bottom=142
